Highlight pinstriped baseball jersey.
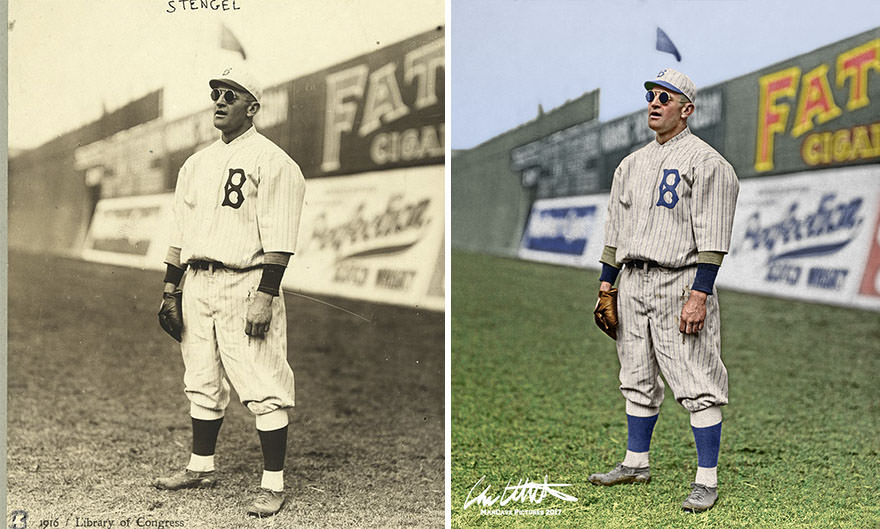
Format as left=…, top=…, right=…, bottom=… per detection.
left=169, top=124, right=303, bottom=417
left=601, top=126, right=737, bottom=413
left=170, top=126, right=306, bottom=268
left=604, top=128, right=739, bottom=267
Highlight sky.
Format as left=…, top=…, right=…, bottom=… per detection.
left=9, top=1, right=880, bottom=152
left=8, top=0, right=444, bottom=150
left=451, top=0, right=880, bottom=149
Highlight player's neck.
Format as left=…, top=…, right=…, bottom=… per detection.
left=221, top=123, right=253, bottom=144
left=655, top=123, right=687, bottom=145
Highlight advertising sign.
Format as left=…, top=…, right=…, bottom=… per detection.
left=519, top=195, right=609, bottom=268
left=719, top=165, right=880, bottom=310
left=858, top=203, right=880, bottom=298
left=82, top=193, right=174, bottom=269
left=290, top=28, right=445, bottom=178
left=72, top=29, right=444, bottom=202
left=510, top=121, right=604, bottom=196
left=286, top=166, right=445, bottom=311
left=516, top=166, right=880, bottom=311
left=724, top=28, right=880, bottom=179
left=82, top=167, right=444, bottom=311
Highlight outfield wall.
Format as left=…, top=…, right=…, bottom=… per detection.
left=8, top=92, right=162, bottom=256
left=10, top=29, right=445, bottom=312
left=450, top=91, right=600, bottom=256
left=501, top=28, right=880, bottom=198
left=517, top=166, right=880, bottom=311
left=454, top=28, right=880, bottom=311
left=81, top=166, right=445, bottom=311
left=69, top=27, right=445, bottom=203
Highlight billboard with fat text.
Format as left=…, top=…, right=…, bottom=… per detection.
left=725, top=27, right=880, bottom=179
left=507, top=28, right=879, bottom=195
left=72, top=27, right=444, bottom=200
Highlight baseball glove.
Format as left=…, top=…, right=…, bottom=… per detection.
left=158, top=289, right=184, bottom=342
left=594, top=288, right=619, bottom=340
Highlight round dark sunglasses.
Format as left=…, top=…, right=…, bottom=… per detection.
left=645, top=91, right=681, bottom=104
left=211, top=88, right=252, bottom=104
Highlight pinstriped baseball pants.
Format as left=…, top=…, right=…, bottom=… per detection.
left=180, top=267, right=296, bottom=415
left=616, top=265, right=728, bottom=413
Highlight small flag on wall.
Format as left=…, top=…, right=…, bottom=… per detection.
left=221, top=24, right=247, bottom=60
left=656, top=27, right=681, bottom=62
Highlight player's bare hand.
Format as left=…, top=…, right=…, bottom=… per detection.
left=679, top=290, right=707, bottom=334
left=596, top=280, right=613, bottom=310
left=246, top=291, right=274, bottom=337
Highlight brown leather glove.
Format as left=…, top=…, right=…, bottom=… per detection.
left=594, top=288, right=618, bottom=340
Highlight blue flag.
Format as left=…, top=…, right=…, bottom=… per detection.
left=656, top=27, right=681, bottom=62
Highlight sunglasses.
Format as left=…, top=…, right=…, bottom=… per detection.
left=210, top=88, right=253, bottom=104
left=645, top=91, right=685, bottom=105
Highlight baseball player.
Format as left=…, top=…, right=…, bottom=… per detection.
left=153, top=65, right=306, bottom=518
left=588, top=68, right=739, bottom=513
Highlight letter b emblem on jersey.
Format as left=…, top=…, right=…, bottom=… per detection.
left=222, top=168, right=246, bottom=209
left=656, top=169, right=681, bottom=209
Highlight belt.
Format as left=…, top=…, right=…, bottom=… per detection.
left=626, top=259, right=696, bottom=271
left=188, top=260, right=262, bottom=273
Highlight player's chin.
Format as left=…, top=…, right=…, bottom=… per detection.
left=213, top=113, right=229, bottom=127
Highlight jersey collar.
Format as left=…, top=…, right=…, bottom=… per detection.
left=223, top=125, right=257, bottom=147
left=655, top=126, right=691, bottom=148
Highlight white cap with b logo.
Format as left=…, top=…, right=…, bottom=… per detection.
left=210, top=66, right=263, bottom=102
left=645, top=68, right=696, bottom=103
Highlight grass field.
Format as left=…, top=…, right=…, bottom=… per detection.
left=6, top=251, right=444, bottom=529
left=451, top=250, right=880, bottom=529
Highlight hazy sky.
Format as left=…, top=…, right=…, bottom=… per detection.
left=8, top=0, right=444, bottom=149
left=10, top=1, right=880, bottom=152
left=452, top=0, right=880, bottom=148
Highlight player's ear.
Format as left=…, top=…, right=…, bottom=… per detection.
left=681, top=102, right=694, bottom=119
left=247, top=101, right=260, bottom=118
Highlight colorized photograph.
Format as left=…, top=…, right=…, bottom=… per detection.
left=451, top=1, right=880, bottom=527
left=7, top=1, right=444, bottom=527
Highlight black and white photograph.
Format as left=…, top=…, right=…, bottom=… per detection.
left=7, top=1, right=444, bottom=527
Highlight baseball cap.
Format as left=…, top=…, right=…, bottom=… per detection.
left=645, top=68, right=696, bottom=103
left=209, top=65, right=263, bottom=102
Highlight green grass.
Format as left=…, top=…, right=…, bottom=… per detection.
left=7, top=251, right=443, bottom=529
left=451, top=250, right=880, bottom=529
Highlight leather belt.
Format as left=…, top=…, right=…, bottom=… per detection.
left=188, top=260, right=262, bottom=273
left=626, top=259, right=696, bottom=271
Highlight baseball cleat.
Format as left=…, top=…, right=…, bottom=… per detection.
left=247, top=488, right=285, bottom=517
left=682, top=482, right=718, bottom=512
left=152, top=469, right=216, bottom=490
left=588, top=462, right=651, bottom=486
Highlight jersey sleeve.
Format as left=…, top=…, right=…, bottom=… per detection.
left=691, top=155, right=739, bottom=253
left=256, top=152, right=307, bottom=254
left=603, top=162, right=625, bottom=250
left=168, top=160, right=189, bottom=249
